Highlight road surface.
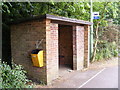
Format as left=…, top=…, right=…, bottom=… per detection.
left=50, top=66, right=118, bottom=88
left=80, top=66, right=118, bottom=88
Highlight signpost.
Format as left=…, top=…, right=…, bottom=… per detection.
left=90, top=0, right=93, bottom=61
left=90, top=0, right=100, bottom=61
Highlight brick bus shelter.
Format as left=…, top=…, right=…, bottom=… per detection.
left=10, top=14, right=92, bottom=85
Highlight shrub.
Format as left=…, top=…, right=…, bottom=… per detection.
left=0, top=60, right=33, bottom=88
left=95, top=41, right=118, bottom=61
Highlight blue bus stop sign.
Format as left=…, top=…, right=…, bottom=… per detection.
left=93, top=12, right=100, bottom=19
left=93, top=16, right=100, bottom=19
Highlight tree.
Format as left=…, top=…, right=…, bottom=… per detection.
left=2, top=2, right=119, bottom=64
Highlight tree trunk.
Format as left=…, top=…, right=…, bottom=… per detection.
left=91, top=2, right=109, bottom=62
left=91, top=22, right=100, bottom=62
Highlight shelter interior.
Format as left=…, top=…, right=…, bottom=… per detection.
left=58, top=24, right=73, bottom=75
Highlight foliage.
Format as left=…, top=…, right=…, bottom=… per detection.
left=0, top=61, right=33, bottom=88
left=95, top=20, right=119, bottom=61
left=91, top=2, right=119, bottom=62
left=93, top=2, right=120, bottom=27
left=48, top=2, right=90, bottom=20
left=105, top=2, right=120, bottom=25
left=2, top=2, right=119, bottom=27
left=2, top=2, right=120, bottom=62
left=92, top=2, right=119, bottom=40
left=100, top=23, right=119, bottom=43
left=2, top=2, right=91, bottom=25
left=95, top=41, right=118, bottom=61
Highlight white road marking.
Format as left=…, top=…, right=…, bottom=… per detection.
left=77, top=68, right=106, bottom=89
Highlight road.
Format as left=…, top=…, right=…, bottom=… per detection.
left=50, top=66, right=118, bottom=88
left=80, top=66, right=118, bottom=88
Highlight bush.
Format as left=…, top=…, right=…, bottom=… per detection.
left=0, top=61, right=33, bottom=88
left=100, top=24, right=119, bottom=43
left=95, top=41, right=118, bottom=61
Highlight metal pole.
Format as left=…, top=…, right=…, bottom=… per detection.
left=90, top=0, right=93, bottom=59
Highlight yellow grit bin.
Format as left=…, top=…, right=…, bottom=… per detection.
left=31, top=50, right=43, bottom=67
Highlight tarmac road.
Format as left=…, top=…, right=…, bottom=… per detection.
left=80, top=66, right=118, bottom=88
left=51, top=66, right=118, bottom=88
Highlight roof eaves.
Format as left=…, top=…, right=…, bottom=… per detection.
left=10, top=14, right=93, bottom=25
left=46, top=14, right=92, bottom=25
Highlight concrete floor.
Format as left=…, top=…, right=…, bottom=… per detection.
left=59, top=64, right=73, bottom=77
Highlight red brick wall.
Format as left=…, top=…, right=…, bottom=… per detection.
left=59, top=25, right=73, bottom=67
left=73, top=25, right=84, bottom=70
left=46, top=20, right=59, bottom=85
left=11, top=19, right=59, bottom=85
left=84, top=25, right=90, bottom=68
left=11, top=20, right=47, bottom=83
